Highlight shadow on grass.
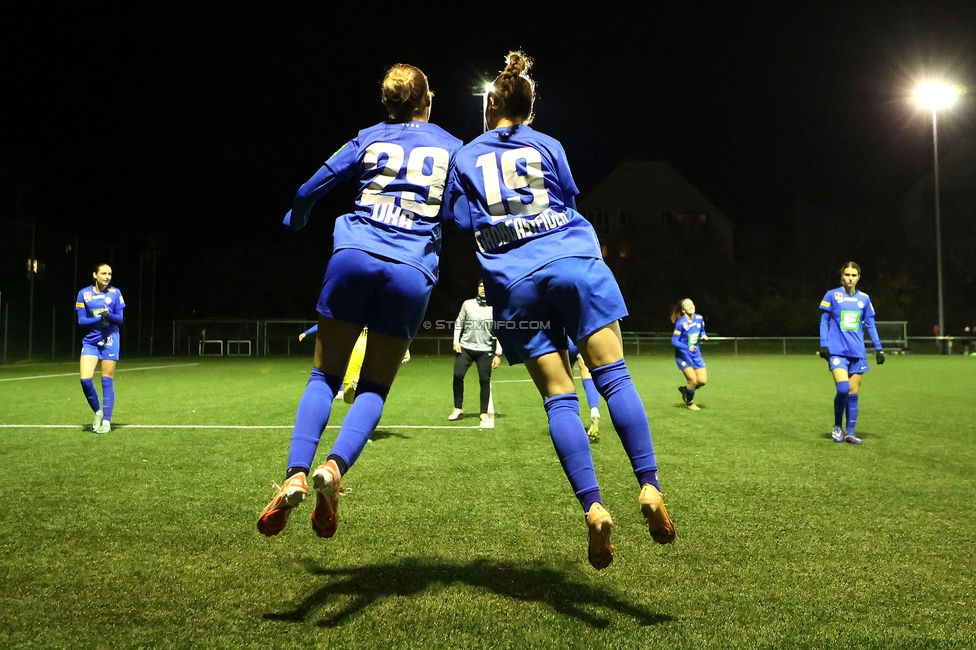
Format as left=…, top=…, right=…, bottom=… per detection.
left=263, top=557, right=670, bottom=628
left=369, top=429, right=410, bottom=442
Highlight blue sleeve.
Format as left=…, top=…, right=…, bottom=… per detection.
left=863, top=300, right=882, bottom=351
left=819, top=312, right=830, bottom=347
left=444, top=171, right=472, bottom=231
left=302, top=324, right=319, bottom=337
left=552, top=142, right=580, bottom=203
left=104, top=296, right=124, bottom=325
left=284, top=138, right=361, bottom=231
left=671, top=329, right=687, bottom=351
left=284, top=162, right=344, bottom=231
left=77, top=308, right=99, bottom=327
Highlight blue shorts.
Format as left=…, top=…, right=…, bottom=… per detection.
left=81, top=334, right=120, bottom=361
left=567, top=339, right=580, bottom=366
left=675, top=348, right=705, bottom=371
left=492, top=257, right=628, bottom=365
left=317, top=248, right=433, bottom=340
left=829, top=355, right=869, bottom=375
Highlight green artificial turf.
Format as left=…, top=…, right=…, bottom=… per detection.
left=0, top=354, right=973, bottom=649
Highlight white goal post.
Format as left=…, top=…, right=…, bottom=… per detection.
left=227, top=340, right=252, bottom=356
left=875, top=321, right=908, bottom=352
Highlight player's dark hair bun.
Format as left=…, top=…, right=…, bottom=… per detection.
left=490, top=51, right=535, bottom=124
left=502, top=51, right=531, bottom=78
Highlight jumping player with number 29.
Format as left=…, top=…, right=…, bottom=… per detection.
left=818, top=261, right=884, bottom=444
left=258, top=64, right=462, bottom=538
left=446, top=52, right=674, bottom=571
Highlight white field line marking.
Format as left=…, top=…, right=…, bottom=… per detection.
left=493, top=376, right=583, bottom=383
left=0, top=423, right=485, bottom=430
left=0, top=363, right=200, bottom=382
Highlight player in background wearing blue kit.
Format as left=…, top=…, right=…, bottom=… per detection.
left=258, top=64, right=462, bottom=538
left=298, top=324, right=318, bottom=342
left=819, top=262, right=884, bottom=444
left=446, top=52, right=674, bottom=570
left=671, top=299, right=708, bottom=411
left=76, top=263, right=124, bottom=434
left=567, top=338, right=602, bottom=441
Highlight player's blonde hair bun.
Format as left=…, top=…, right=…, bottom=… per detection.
left=381, top=64, right=429, bottom=121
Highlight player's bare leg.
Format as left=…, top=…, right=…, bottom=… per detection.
left=527, top=351, right=609, bottom=570
left=80, top=355, right=103, bottom=430
left=311, top=330, right=412, bottom=538
left=679, top=366, right=700, bottom=410
left=580, top=322, right=675, bottom=544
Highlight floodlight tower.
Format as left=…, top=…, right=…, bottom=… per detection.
left=914, top=82, right=958, bottom=348
left=471, top=81, right=494, bottom=133
left=482, top=81, right=493, bottom=132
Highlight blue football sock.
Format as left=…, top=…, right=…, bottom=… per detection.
left=591, top=359, right=659, bottom=487
left=685, top=388, right=697, bottom=405
left=581, top=377, right=600, bottom=411
left=287, top=369, right=342, bottom=472
left=846, top=393, right=859, bottom=435
left=80, top=378, right=100, bottom=412
left=544, top=393, right=601, bottom=513
left=328, top=379, right=390, bottom=472
left=100, top=377, right=115, bottom=420
left=834, top=381, right=850, bottom=428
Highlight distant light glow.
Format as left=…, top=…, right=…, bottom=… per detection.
left=914, top=82, right=959, bottom=109
left=484, top=81, right=494, bottom=94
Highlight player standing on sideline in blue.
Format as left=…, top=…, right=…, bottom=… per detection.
left=298, top=324, right=318, bottom=342
left=819, top=262, right=884, bottom=444
left=671, top=298, right=708, bottom=411
left=567, top=338, right=602, bottom=441
left=258, top=64, right=462, bottom=538
left=446, top=52, right=674, bottom=571
left=76, top=263, right=124, bottom=434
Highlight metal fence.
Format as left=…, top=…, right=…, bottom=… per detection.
left=4, top=316, right=975, bottom=363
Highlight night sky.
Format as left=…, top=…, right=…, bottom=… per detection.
left=2, top=2, right=975, bottom=319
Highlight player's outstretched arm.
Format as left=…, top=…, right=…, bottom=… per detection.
left=284, top=163, right=343, bottom=231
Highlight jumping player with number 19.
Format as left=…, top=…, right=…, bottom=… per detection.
left=819, top=261, right=884, bottom=444
left=257, top=64, right=462, bottom=538
left=446, top=52, right=674, bottom=571
left=76, top=263, right=124, bottom=434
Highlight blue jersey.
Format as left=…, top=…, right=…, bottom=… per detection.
left=819, top=288, right=882, bottom=358
left=672, top=314, right=706, bottom=351
left=285, top=120, right=462, bottom=282
left=445, top=124, right=601, bottom=303
left=76, top=285, right=124, bottom=346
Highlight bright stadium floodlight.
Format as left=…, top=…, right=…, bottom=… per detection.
left=914, top=81, right=959, bottom=351
left=914, top=82, right=959, bottom=109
